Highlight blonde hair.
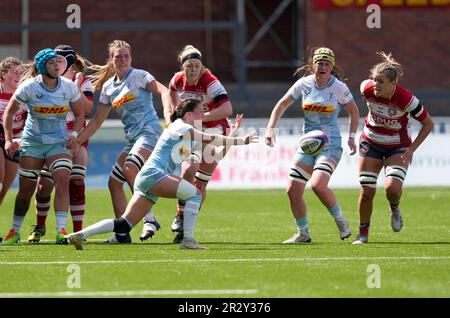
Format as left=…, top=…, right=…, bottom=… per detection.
left=294, top=47, right=345, bottom=80
left=370, top=51, right=404, bottom=83
left=74, top=53, right=92, bottom=73
left=18, top=61, right=39, bottom=86
left=177, top=45, right=209, bottom=75
left=88, top=39, right=131, bottom=91
left=0, top=57, right=23, bottom=83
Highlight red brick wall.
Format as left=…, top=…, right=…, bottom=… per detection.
left=304, top=1, right=450, bottom=91
left=0, top=0, right=448, bottom=92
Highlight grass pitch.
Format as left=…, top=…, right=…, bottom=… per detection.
left=0, top=188, right=449, bottom=298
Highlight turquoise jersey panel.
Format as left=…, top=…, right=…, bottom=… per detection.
left=12, top=75, right=81, bottom=146
left=99, top=67, right=162, bottom=142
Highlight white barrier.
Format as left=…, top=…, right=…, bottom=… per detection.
left=87, top=117, right=450, bottom=189
left=207, top=133, right=450, bottom=189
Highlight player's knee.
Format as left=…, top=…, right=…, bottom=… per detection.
left=311, top=182, right=327, bottom=197
left=113, top=217, right=133, bottom=234
left=125, top=152, right=145, bottom=172
left=360, top=187, right=376, bottom=202
left=385, top=183, right=402, bottom=198
left=49, top=158, right=72, bottom=175
left=385, top=165, right=407, bottom=184
left=109, top=163, right=126, bottom=184
left=286, top=185, right=300, bottom=202
left=194, top=169, right=212, bottom=184
left=359, top=171, right=379, bottom=189
left=288, top=166, right=311, bottom=185
left=177, top=179, right=203, bottom=202
left=70, top=165, right=86, bottom=182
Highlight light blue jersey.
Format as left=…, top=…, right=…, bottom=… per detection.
left=146, top=119, right=194, bottom=174
left=12, top=75, right=81, bottom=146
left=134, top=119, right=194, bottom=202
left=287, top=75, right=353, bottom=148
left=99, top=67, right=162, bottom=144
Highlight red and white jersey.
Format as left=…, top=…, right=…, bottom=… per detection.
left=66, top=75, right=94, bottom=132
left=169, top=70, right=230, bottom=134
left=360, top=79, right=428, bottom=148
left=0, top=92, right=28, bottom=140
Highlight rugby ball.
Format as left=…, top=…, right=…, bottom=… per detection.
left=299, top=130, right=328, bottom=155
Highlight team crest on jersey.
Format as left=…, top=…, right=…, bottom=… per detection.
left=302, top=103, right=334, bottom=114
left=112, top=93, right=135, bottom=109
left=178, top=145, right=190, bottom=158
left=36, top=93, right=44, bottom=99
left=34, top=105, right=69, bottom=115
left=388, top=108, right=398, bottom=117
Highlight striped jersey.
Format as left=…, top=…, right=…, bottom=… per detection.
left=287, top=74, right=354, bottom=148
left=12, top=75, right=81, bottom=146
left=99, top=67, right=162, bottom=142
left=360, top=79, right=428, bottom=148
left=0, top=91, right=27, bottom=139
left=66, top=75, right=94, bottom=132
left=169, top=70, right=230, bottom=134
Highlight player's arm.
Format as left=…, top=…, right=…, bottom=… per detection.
left=2, top=98, right=21, bottom=157
left=202, top=100, right=233, bottom=122
left=147, top=80, right=171, bottom=126
left=191, top=126, right=257, bottom=147
left=402, top=111, right=434, bottom=164
left=343, top=100, right=360, bottom=155
left=74, top=75, right=94, bottom=116
left=215, top=114, right=243, bottom=158
left=265, top=92, right=294, bottom=147
left=67, top=98, right=85, bottom=156
left=77, top=103, right=111, bottom=145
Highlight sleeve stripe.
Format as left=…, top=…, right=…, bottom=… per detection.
left=213, top=94, right=229, bottom=105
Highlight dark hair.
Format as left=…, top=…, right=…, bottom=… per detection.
left=170, top=99, right=200, bottom=122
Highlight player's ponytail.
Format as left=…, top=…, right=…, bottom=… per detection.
left=170, top=99, right=200, bottom=122
left=370, top=52, right=404, bottom=83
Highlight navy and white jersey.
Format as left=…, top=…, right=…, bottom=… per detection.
left=99, top=67, right=162, bottom=142
left=12, top=75, right=81, bottom=146
left=145, top=119, right=195, bottom=174
left=287, top=74, right=353, bottom=148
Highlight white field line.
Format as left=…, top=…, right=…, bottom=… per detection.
left=0, top=256, right=449, bottom=265
left=0, top=289, right=259, bottom=298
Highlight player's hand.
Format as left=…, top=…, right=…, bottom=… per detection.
left=242, top=132, right=258, bottom=145
left=228, top=114, right=243, bottom=137
left=66, top=135, right=80, bottom=157
left=401, top=146, right=414, bottom=164
left=5, top=140, right=18, bottom=159
left=348, top=137, right=357, bottom=156
left=264, top=128, right=275, bottom=147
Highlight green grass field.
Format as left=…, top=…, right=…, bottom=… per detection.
left=0, top=187, right=449, bottom=298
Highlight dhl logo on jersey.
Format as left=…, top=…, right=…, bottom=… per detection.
left=302, top=103, right=334, bottom=114
left=33, top=105, right=69, bottom=115
left=112, top=93, right=135, bottom=109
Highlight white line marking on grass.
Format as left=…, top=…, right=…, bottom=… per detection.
left=0, top=289, right=259, bottom=298
left=0, top=256, right=449, bottom=265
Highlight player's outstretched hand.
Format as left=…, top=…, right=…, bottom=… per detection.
left=242, top=132, right=258, bottom=145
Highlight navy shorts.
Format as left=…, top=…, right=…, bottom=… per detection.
left=359, top=140, right=406, bottom=160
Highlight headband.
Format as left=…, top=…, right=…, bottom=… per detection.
left=181, top=52, right=202, bottom=65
